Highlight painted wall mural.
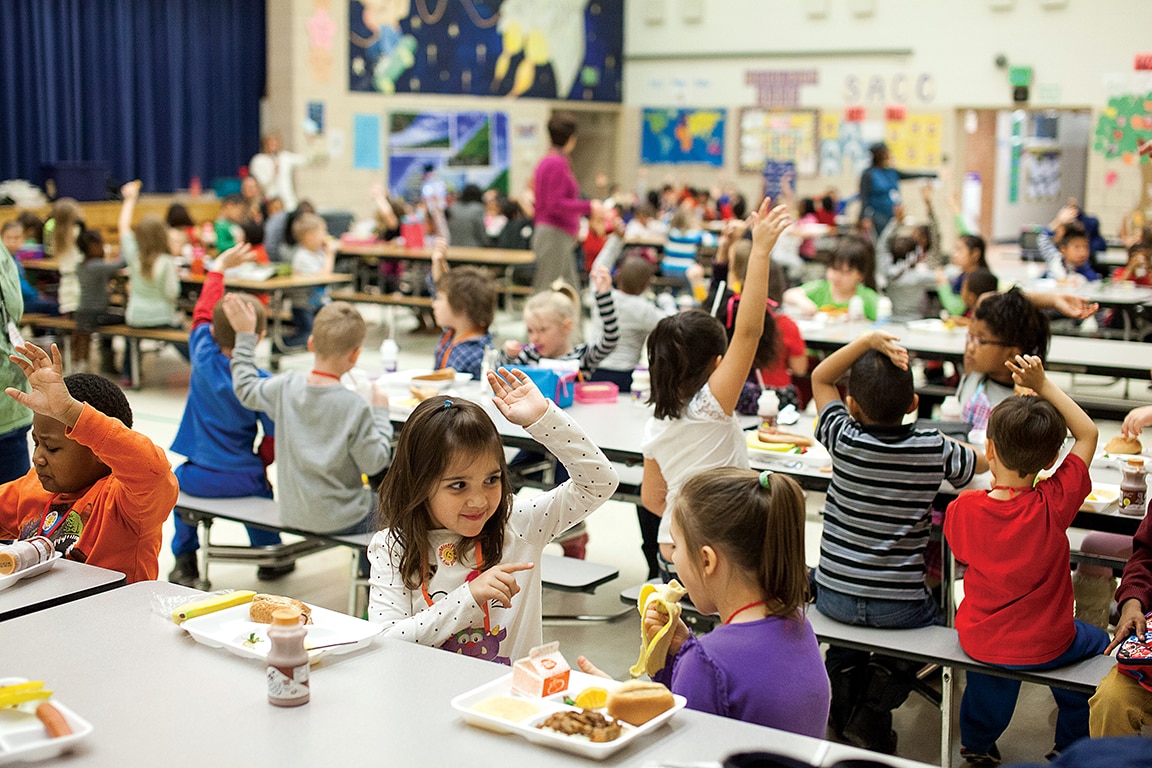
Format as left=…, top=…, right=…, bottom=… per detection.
left=349, top=0, right=623, bottom=102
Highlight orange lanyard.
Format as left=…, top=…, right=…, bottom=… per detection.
left=421, top=542, right=489, bottom=633
left=435, top=330, right=480, bottom=371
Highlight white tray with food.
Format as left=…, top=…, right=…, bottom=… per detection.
left=379, top=369, right=473, bottom=389
left=0, top=679, right=92, bottom=765
left=1081, top=484, right=1120, bottom=513
left=451, top=670, right=686, bottom=760
left=1093, top=436, right=1149, bottom=468
left=180, top=596, right=383, bottom=662
left=746, top=429, right=831, bottom=469
left=0, top=553, right=62, bottom=593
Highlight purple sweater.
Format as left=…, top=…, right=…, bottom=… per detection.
left=653, top=615, right=831, bottom=738
left=533, top=149, right=591, bottom=237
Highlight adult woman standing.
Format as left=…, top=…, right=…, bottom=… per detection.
left=531, top=112, right=601, bottom=293
left=858, top=142, right=935, bottom=241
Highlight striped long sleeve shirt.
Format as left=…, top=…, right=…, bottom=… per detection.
left=814, top=401, right=977, bottom=601
left=499, top=290, right=619, bottom=375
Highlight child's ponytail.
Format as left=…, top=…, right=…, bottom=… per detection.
left=675, top=468, right=809, bottom=617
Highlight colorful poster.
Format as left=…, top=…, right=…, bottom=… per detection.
left=641, top=108, right=725, bottom=166
left=885, top=113, right=942, bottom=169
left=387, top=110, right=510, bottom=201
left=738, top=109, right=818, bottom=175
left=348, top=1, right=623, bottom=102
left=353, top=113, right=382, bottom=170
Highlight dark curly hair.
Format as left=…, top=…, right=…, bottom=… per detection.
left=972, top=287, right=1050, bottom=361
left=63, top=374, right=133, bottom=428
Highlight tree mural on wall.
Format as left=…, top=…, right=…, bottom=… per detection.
left=1094, top=92, right=1152, bottom=210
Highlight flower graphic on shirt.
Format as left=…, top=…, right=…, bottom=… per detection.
left=438, top=543, right=458, bottom=566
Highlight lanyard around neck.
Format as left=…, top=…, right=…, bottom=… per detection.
left=421, top=541, right=489, bottom=633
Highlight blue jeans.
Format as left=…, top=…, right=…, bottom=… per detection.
left=171, top=463, right=282, bottom=556
left=960, top=620, right=1110, bottom=753
left=0, top=425, right=31, bottom=484
left=814, top=580, right=944, bottom=628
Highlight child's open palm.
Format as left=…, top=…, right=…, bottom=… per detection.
left=6, top=343, right=83, bottom=426
left=749, top=198, right=792, bottom=254
left=1006, top=354, right=1045, bottom=393
left=488, top=367, right=548, bottom=426
left=590, top=264, right=612, bottom=295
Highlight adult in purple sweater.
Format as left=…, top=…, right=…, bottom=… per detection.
left=532, top=112, right=601, bottom=293
left=579, top=468, right=831, bottom=737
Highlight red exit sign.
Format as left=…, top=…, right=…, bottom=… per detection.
left=1136, top=53, right=1152, bottom=70
left=844, top=105, right=866, bottom=122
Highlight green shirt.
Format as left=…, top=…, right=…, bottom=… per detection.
left=802, top=280, right=879, bottom=320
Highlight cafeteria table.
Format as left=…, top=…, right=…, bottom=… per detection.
left=0, top=558, right=125, bottom=621
left=3, top=581, right=934, bottom=768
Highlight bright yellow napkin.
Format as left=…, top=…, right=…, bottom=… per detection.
left=630, top=579, right=688, bottom=678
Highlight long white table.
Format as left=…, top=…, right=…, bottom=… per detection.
left=796, top=319, right=1152, bottom=380
left=3, top=582, right=930, bottom=768
left=0, top=559, right=124, bottom=621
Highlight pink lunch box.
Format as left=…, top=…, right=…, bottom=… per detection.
left=574, top=382, right=618, bottom=404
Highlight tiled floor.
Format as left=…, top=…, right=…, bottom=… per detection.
left=81, top=271, right=1136, bottom=765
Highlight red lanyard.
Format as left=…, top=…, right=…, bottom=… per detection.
left=435, top=330, right=480, bottom=370
left=723, top=599, right=767, bottom=625
left=990, top=485, right=1034, bottom=498
left=310, top=369, right=342, bottom=382
left=421, top=542, right=489, bottom=633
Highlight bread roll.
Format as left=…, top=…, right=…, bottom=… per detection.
left=250, top=594, right=313, bottom=624
left=757, top=428, right=815, bottom=448
left=1105, top=435, right=1143, bottom=455
left=605, top=680, right=675, bottom=726
left=409, top=384, right=439, bottom=401
left=414, top=368, right=456, bottom=381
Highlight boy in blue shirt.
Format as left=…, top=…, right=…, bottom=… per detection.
left=167, top=244, right=285, bottom=587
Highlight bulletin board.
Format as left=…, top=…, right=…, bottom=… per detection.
left=884, top=113, right=944, bottom=169
left=738, top=109, right=819, bottom=176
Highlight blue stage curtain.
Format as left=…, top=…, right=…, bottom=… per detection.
left=0, top=0, right=265, bottom=195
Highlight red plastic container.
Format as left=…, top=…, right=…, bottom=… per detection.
left=574, top=382, right=618, bottom=404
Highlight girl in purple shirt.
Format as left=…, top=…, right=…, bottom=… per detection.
left=580, top=468, right=830, bottom=737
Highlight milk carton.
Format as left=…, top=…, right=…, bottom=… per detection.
left=511, top=642, right=571, bottom=697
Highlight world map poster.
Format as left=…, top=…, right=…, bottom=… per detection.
left=641, top=108, right=726, bottom=166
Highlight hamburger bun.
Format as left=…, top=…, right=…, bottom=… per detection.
left=413, top=368, right=456, bottom=381
left=757, top=428, right=815, bottom=448
left=1105, top=435, right=1143, bottom=456
left=250, top=594, right=312, bottom=624
left=409, top=384, right=440, bottom=401
left=605, top=680, right=675, bottom=726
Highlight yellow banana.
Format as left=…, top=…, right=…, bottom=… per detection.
left=0, top=681, right=52, bottom=708
left=172, top=590, right=256, bottom=624
left=629, top=580, right=687, bottom=678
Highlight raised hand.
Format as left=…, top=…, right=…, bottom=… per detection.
left=488, top=367, right=548, bottom=427
left=868, top=330, right=909, bottom=371
left=211, top=243, right=254, bottom=273
left=1005, top=354, right=1046, bottom=393
left=220, top=292, right=258, bottom=335
left=502, top=339, right=523, bottom=359
left=749, top=198, right=793, bottom=255
left=6, top=343, right=83, bottom=427
left=590, top=264, right=612, bottom=295
left=468, top=561, right=534, bottom=609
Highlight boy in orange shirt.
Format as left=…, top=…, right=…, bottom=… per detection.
left=0, top=343, right=177, bottom=583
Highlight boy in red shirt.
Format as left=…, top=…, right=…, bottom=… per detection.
left=1, top=343, right=178, bottom=583
left=945, top=354, right=1108, bottom=765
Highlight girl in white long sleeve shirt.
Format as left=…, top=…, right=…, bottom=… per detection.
left=367, top=369, right=618, bottom=664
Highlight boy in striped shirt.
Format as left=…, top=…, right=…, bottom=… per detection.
left=811, top=330, right=987, bottom=753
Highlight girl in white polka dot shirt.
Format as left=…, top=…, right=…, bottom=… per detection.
left=367, top=368, right=618, bottom=664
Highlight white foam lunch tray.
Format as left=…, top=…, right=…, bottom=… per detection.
left=180, top=602, right=383, bottom=662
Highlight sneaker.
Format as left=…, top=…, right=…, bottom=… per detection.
left=257, top=563, right=296, bottom=581
left=960, top=744, right=1002, bottom=767
left=168, top=553, right=199, bottom=587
